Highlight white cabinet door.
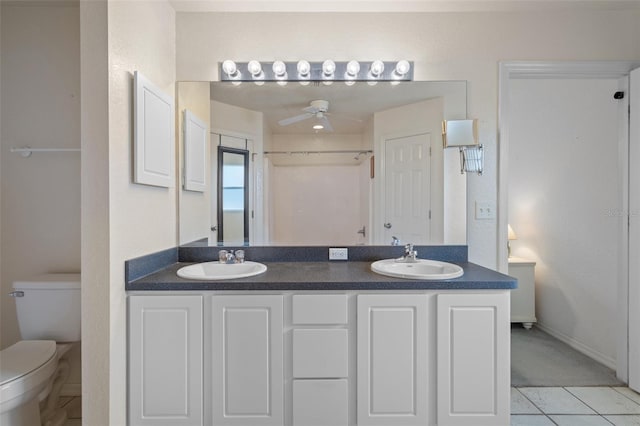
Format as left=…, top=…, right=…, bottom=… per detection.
left=211, top=295, right=284, bottom=426
left=357, top=294, right=429, bottom=426
left=128, top=295, right=203, bottom=426
left=436, top=292, right=510, bottom=426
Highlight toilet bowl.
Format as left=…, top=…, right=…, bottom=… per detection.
left=0, top=273, right=81, bottom=426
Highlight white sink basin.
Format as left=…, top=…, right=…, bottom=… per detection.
left=371, top=258, right=463, bottom=280
left=177, top=261, right=267, bottom=280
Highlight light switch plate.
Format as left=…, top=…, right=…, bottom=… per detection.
left=475, top=201, right=495, bottom=220
left=329, top=248, right=348, bottom=260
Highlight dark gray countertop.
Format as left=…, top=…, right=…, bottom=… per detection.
left=126, top=261, right=517, bottom=291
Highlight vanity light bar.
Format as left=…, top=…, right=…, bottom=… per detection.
left=220, top=60, right=413, bottom=82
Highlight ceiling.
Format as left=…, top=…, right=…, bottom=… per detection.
left=210, top=81, right=464, bottom=135
left=170, top=0, right=640, bottom=13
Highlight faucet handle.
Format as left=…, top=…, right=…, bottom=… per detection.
left=235, top=250, right=245, bottom=263
left=218, top=250, right=228, bottom=263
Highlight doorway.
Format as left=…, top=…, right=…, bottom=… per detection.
left=498, top=61, right=640, bottom=389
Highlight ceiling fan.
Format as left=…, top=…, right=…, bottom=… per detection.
left=278, top=100, right=334, bottom=132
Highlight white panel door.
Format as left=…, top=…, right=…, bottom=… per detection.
left=357, top=294, right=429, bottom=426
left=630, top=66, right=640, bottom=392
left=437, top=293, right=510, bottom=426
left=383, top=133, right=431, bottom=244
left=128, top=295, right=203, bottom=426
left=211, top=295, right=284, bottom=426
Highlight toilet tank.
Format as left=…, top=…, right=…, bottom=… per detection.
left=12, top=273, right=81, bottom=342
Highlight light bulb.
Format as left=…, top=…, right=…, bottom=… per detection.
left=247, top=60, right=262, bottom=77
left=272, top=61, right=287, bottom=78
left=322, top=60, right=336, bottom=77
left=297, top=60, right=311, bottom=77
left=313, top=124, right=324, bottom=130
left=370, top=60, right=385, bottom=77
left=222, top=60, right=238, bottom=77
left=346, top=60, right=360, bottom=78
left=395, top=60, right=410, bottom=77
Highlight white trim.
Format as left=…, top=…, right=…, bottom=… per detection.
left=629, top=66, right=640, bottom=392
left=535, top=322, right=617, bottom=371
left=498, top=60, right=640, bottom=381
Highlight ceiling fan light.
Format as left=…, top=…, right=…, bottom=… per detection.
left=313, top=124, right=324, bottom=130
left=370, top=60, right=385, bottom=78
left=222, top=60, right=238, bottom=77
left=272, top=61, right=287, bottom=78
left=346, top=60, right=360, bottom=78
left=322, top=60, right=336, bottom=77
left=247, top=60, right=262, bottom=77
left=297, top=60, right=311, bottom=77
left=395, top=60, right=411, bottom=77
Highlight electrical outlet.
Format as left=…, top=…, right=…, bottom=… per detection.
left=475, top=201, right=495, bottom=220
left=329, top=248, right=348, bottom=260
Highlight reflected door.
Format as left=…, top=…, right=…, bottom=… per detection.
left=383, top=133, right=432, bottom=245
left=218, top=146, right=249, bottom=245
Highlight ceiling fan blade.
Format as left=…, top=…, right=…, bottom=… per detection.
left=319, top=116, right=333, bottom=132
left=278, top=113, right=313, bottom=126
left=302, top=105, right=321, bottom=114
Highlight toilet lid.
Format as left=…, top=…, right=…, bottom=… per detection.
left=0, top=340, right=56, bottom=386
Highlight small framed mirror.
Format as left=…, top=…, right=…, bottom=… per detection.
left=217, top=146, right=249, bottom=245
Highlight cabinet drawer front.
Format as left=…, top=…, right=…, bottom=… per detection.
left=293, top=379, right=348, bottom=426
left=292, top=294, right=348, bottom=325
left=293, top=329, right=348, bottom=378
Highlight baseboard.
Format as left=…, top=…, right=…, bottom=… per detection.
left=535, top=322, right=617, bottom=370
left=61, top=383, right=81, bottom=397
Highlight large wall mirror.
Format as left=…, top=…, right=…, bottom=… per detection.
left=178, top=80, right=468, bottom=246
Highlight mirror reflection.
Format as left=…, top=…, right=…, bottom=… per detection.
left=177, top=81, right=468, bottom=246
left=217, top=146, right=249, bottom=245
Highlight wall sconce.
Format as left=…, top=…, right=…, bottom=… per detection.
left=220, top=60, right=414, bottom=82
left=442, top=119, right=483, bottom=175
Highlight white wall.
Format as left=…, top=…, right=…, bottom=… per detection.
left=508, top=78, right=621, bottom=367
left=178, top=82, right=211, bottom=244
left=81, top=0, right=176, bottom=423
left=1, top=1, right=82, bottom=390
left=176, top=9, right=640, bottom=267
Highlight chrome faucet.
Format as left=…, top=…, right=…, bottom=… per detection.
left=402, top=243, right=418, bottom=262
left=218, top=249, right=246, bottom=264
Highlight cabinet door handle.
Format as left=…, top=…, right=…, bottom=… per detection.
left=9, top=291, right=24, bottom=297
left=384, top=223, right=392, bottom=229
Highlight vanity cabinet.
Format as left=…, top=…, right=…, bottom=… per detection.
left=211, top=295, right=284, bottom=426
left=357, top=294, right=430, bottom=426
left=128, top=295, right=203, bottom=426
left=127, top=290, right=510, bottom=426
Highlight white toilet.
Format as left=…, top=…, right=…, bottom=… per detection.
left=0, top=273, right=81, bottom=426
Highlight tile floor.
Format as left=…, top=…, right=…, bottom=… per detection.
left=512, top=386, right=640, bottom=425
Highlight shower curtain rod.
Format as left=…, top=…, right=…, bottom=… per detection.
left=263, top=149, right=373, bottom=155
